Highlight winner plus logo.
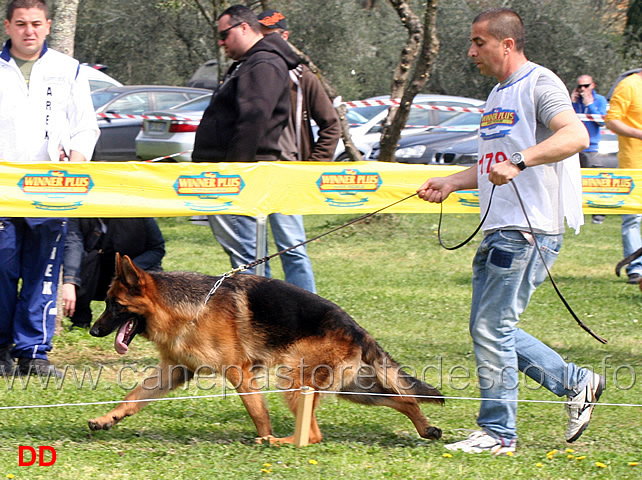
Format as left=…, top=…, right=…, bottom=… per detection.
left=18, top=170, right=92, bottom=211
left=174, top=171, right=245, bottom=212
left=316, top=168, right=381, bottom=207
left=480, top=107, right=519, bottom=140
left=582, top=172, right=635, bottom=210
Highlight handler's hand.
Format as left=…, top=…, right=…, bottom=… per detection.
left=62, top=283, right=77, bottom=317
left=489, top=160, right=520, bottom=186
left=417, top=176, right=454, bottom=203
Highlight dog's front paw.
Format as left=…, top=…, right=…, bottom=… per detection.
left=88, top=416, right=117, bottom=431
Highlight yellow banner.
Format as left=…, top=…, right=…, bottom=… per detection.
left=0, top=161, right=640, bottom=217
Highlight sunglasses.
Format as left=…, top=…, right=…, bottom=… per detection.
left=219, top=22, right=243, bottom=41
left=577, top=84, right=591, bottom=89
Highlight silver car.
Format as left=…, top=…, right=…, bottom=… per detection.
left=92, top=86, right=211, bottom=161
left=135, top=94, right=212, bottom=162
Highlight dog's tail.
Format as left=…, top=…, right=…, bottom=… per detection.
left=339, top=334, right=444, bottom=406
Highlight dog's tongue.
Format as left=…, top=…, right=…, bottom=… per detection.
left=114, top=321, right=132, bottom=355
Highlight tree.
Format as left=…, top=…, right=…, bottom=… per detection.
left=48, top=0, right=79, bottom=56
left=377, top=0, right=439, bottom=162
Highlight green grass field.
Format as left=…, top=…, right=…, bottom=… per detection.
left=0, top=213, right=640, bottom=479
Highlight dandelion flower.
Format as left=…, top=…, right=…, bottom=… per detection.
left=565, top=448, right=575, bottom=453
left=595, top=462, right=607, bottom=468
left=263, top=463, right=272, bottom=467
left=536, top=463, right=544, bottom=467
left=506, top=451, right=514, bottom=457
left=576, top=456, right=586, bottom=460
left=261, top=468, right=272, bottom=474
left=629, top=462, right=638, bottom=466
left=546, top=449, right=558, bottom=456
left=567, top=455, right=575, bottom=459
left=7, top=475, right=15, bottom=479
left=442, top=453, right=453, bottom=458
left=309, top=459, right=318, bottom=465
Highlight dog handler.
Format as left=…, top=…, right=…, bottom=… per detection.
left=0, top=0, right=98, bottom=376
left=417, top=8, right=605, bottom=454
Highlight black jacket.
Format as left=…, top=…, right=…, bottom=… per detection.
left=63, top=218, right=165, bottom=287
left=192, top=34, right=299, bottom=162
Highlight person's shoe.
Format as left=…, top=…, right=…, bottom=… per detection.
left=445, top=431, right=516, bottom=455
left=0, top=343, right=14, bottom=375
left=15, top=358, right=63, bottom=378
left=565, top=371, right=606, bottom=443
left=591, top=215, right=604, bottom=224
left=627, top=273, right=642, bottom=284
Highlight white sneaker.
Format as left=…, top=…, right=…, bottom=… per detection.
left=565, top=371, right=606, bottom=443
left=445, top=431, right=516, bottom=455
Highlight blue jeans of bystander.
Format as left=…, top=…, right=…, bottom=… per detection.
left=207, top=213, right=316, bottom=293
left=621, top=214, right=642, bottom=276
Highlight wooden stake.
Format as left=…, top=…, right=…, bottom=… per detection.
left=294, top=386, right=314, bottom=447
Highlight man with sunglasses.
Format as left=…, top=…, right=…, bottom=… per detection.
left=571, top=75, right=607, bottom=223
left=192, top=5, right=305, bottom=287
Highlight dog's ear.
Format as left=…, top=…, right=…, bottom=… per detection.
left=118, top=254, right=145, bottom=291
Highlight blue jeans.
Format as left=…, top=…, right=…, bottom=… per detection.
left=207, top=213, right=316, bottom=293
left=470, top=230, right=589, bottom=442
left=621, top=214, right=642, bottom=275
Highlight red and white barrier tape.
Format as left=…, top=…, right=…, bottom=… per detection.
left=97, top=112, right=200, bottom=122
left=96, top=98, right=606, bottom=122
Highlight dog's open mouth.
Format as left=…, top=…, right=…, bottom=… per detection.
left=114, top=318, right=139, bottom=355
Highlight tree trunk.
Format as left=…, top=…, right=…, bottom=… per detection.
left=49, top=0, right=80, bottom=57
left=378, top=0, right=440, bottom=162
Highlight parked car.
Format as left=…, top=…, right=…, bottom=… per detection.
left=135, top=94, right=212, bottom=162
left=92, top=85, right=211, bottom=161
left=369, top=116, right=619, bottom=168
left=136, top=93, right=483, bottom=163
left=368, top=110, right=482, bottom=164
left=334, top=94, right=484, bottom=161
left=80, top=64, right=122, bottom=92
left=187, top=59, right=219, bottom=90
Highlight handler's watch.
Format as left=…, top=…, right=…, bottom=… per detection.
left=510, top=152, right=527, bottom=171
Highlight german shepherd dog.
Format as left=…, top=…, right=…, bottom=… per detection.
left=88, top=254, right=444, bottom=444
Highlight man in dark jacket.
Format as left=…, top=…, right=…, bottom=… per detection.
left=192, top=4, right=299, bottom=162
left=192, top=5, right=318, bottom=292
left=62, top=218, right=165, bottom=329
left=257, top=9, right=341, bottom=162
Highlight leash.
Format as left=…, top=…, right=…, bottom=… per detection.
left=201, top=192, right=419, bottom=303
left=510, top=181, right=607, bottom=344
left=437, top=180, right=607, bottom=344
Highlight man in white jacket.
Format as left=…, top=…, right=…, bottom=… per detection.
left=0, top=0, right=99, bottom=377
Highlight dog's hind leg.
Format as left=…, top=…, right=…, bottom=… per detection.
left=339, top=384, right=442, bottom=440
left=88, top=362, right=193, bottom=431
left=224, top=366, right=274, bottom=440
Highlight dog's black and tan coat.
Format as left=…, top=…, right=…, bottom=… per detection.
left=88, top=254, right=443, bottom=444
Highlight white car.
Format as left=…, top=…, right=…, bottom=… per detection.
left=334, top=94, right=485, bottom=161
left=80, top=64, right=122, bottom=92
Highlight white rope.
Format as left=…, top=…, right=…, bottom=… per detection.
left=1, top=387, right=640, bottom=411
left=0, top=388, right=299, bottom=411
